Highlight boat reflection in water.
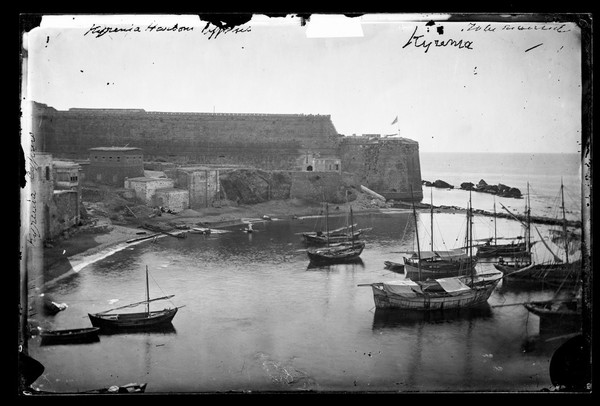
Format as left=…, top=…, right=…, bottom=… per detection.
left=306, top=258, right=365, bottom=271
left=97, top=323, right=177, bottom=336
left=371, top=304, right=493, bottom=330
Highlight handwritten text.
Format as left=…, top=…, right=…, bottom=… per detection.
left=84, top=23, right=194, bottom=38
left=403, top=26, right=474, bottom=53
left=200, top=22, right=251, bottom=40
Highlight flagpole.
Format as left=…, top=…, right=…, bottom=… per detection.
left=391, top=115, right=399, bottom=136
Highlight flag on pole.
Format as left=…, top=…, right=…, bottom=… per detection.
left=391, top=116, right=398, bottom=125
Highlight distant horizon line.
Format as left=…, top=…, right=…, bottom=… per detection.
left=419, top=151, right=581, bottom=155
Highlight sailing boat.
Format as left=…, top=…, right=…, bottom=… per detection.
left=88, top=266, right=180, bottom=330
left=301, top=200, right=368, bottom=245
left=306, top=204, right=365, bottom=265
left=476, top=188, right=532, bottom=258
left=402, top=189, right=478, bottom=281
left=524, top=290, right=582, bottom=333
left=495, top=180, right=582, bottom=287
left=360, top=190, right=503, bottom=311
left=492, top=183, right=535, bottom=271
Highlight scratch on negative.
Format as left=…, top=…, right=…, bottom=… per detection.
left=525, top=43, right=543, bottom=52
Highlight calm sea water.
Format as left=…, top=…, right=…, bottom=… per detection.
left=27, top=153, right=584, bottom=393
left=420, top=152, right=583, bottom=222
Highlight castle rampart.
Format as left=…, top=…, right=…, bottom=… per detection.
left=31, top=102, right=423, bottom=201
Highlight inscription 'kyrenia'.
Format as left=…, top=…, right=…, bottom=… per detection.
left=84, top=23, right=194, bottom=38
left=402, top=26, right=474, bottom=53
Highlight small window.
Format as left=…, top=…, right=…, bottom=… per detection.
left=45, top=167, right=50, bottom=180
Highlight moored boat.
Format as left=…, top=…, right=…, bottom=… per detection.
left=361, top=189, right=503, bottom=311
left=306, top=205, right=365, bottom=265
left=307, top=240, right=365, bottom=265
left=40, top=327, right=100, bottom=345
left=383, top=260, right=404, bottom=273
left=496, top=180, right=582, bottom=288
left=88, top=265, right=181, bottom=331
left=366, top=272, right=503, bottom=311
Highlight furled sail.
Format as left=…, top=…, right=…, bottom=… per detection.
left=96, top=295, right=175, bottom=314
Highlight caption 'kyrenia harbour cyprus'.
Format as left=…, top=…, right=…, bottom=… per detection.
left=19, top=14, right=590, bottom=395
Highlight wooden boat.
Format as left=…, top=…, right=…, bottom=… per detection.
left=40, top=327, right=100, bottom=345
left=301, top=199, right=370, bottom=245
left=364, top=270, right=502, bottom=311
left=83, top=382, right=148, bottom=394
left=88, top=266, right=180, bottom=331
left=303, top=229, right=364, bottom=245
left=190, top=227, right=211, bottom=234
left=399, top=189, right=477, bottom=280
left=383, top=260, right=404, bottom=273
left=524, top=288, right=583, bottom=337
left=24, top=382, right=148, bottom=395
left=403, top=249, right=477, bottom=280
left=476, top=189, right=533, bottom=258
left=307, top=241, right=365, bottom=264
left=524, top=297, right=582, bottom=326
left=402, top=190, right=477, bottom=281
left=361, top=189, right=503, bottom=311
left=306, top=205, right=365, bottom=264
left=476, top=240, right=529, bottom=258
left=495, top=181, right=582, bottom=287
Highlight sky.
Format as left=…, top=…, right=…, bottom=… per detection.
left=22, top=14, right=584, bottom=154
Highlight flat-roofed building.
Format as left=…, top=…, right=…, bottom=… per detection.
left=87, top=147, right=144, bottom=186
left=124, top=177, right=175, bottom=203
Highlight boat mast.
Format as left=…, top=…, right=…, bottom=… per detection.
left=410, top=186, right=422, bottom=281
left=493, top=197, right=497, bottom=246
left=469, top=190, right=474, bottom=285
left=350, top=206, right=355, bottom=247
left=325, top=203, right=330, bottom=247
left=430, top=188, right=434, bottom=251
left=145, top=266, right=150, bottom=316
left=345, top=190, right=350, bottom=237
left=560, top=179, right=569, bottom=265
left=526, top=182, right=531, bottom=253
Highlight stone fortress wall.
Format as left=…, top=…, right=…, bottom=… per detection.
left=31, top=102, right=423, bottom=201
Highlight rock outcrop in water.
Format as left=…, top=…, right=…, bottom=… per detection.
left=424, top=178, right=523, bottom=198
left=422, top=179, right=454, bottom=189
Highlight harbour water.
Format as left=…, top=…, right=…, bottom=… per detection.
left=27, top=152, right=585, bottom=393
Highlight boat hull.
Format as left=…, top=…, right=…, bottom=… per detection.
left=476, top=242, right=528, bottom=258
left=306, top=242, right=365, bottom=264
left=383, top=261, right=404, bottom=273
left=497, top=260, right=581, bottom=286
left=404, top=261, right=476, bottom=280
left=525, top=299, right=581, bottom=322
left=369, top=278, right=501, bottom=311
left=302, top=231, right=362, bottom=245
left=88, top=308, right=178, bottom=331
left=40, top=327, right=100, bottom=345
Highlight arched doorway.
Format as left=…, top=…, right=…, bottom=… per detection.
left=306, top=165, right=313, bottom=171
